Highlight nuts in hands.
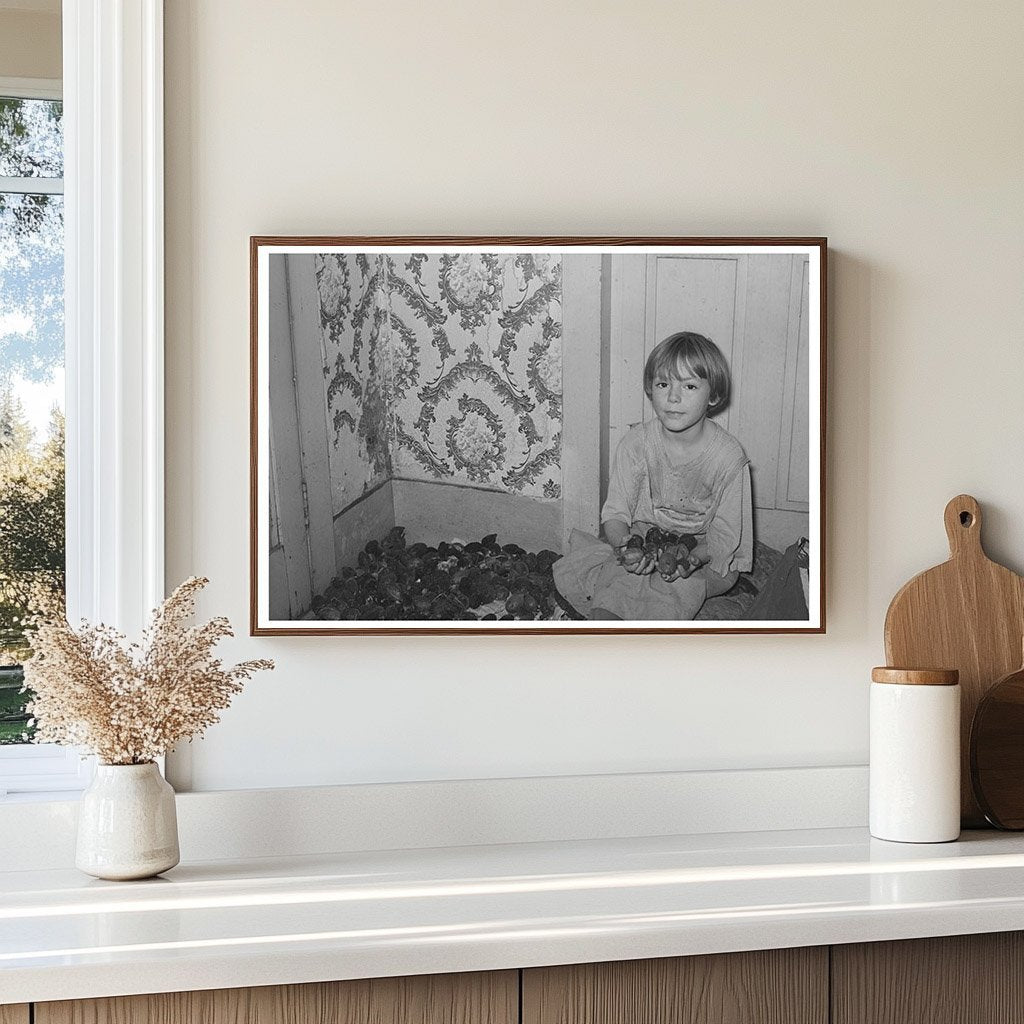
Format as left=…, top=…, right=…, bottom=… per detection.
left=657, top=543, right=682, bottom=580
left=620, top=546, right=646, bottom=569
left=617, top=530, right=701, bottom=579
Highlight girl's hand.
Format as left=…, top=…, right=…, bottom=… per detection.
left=618, top=545, right=646, bottom=574
left=617, top=545, right=656, bottom=575
left=603, top=520, right=632, bottom=550
left=676, top=553, right=709, bottom=579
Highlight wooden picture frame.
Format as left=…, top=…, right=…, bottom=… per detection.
left=251, top=237, right=826, bottom=635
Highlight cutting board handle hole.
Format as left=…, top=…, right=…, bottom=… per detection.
left=960, top=511, right=974, bottom=527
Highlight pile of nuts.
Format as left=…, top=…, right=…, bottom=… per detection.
left=310, top=528, right=583, bottom=621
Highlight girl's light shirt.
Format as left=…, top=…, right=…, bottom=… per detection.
left=601, top=419, right=754, bottom=577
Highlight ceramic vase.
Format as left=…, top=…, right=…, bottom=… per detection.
left=76, top=762, right=180, bottom=880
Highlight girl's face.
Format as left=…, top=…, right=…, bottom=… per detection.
left=649, top=363, right=714, bottom=436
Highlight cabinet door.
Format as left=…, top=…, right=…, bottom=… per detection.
left=832, top=933, right=1024, bottom=1024
left=523, top=948, right=827, bottom=1024
left=36, top=971, right=517, bottom=1024
left=0, top=1007, right=29, bottom=1024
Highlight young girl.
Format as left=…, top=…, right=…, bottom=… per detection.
left=554, top=331, right=753, bottom=620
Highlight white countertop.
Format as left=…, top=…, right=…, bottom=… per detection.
left=4, top=826, right=1024, bottom=1004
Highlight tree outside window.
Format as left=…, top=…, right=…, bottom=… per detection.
left=0, top=94, right=65, bottom=744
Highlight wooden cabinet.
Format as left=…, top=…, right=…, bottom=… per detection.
left=14, top=933, right=1024, bottom=1024
left=832, top=932, right=1024, bottom=1024
left=35, top=972, right=517, bottom=1024
left=522, top=948, right=828, bottom=1024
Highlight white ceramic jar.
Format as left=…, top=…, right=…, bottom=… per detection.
left=870, top=667, right=961, bottom=843
left=76, top=762, right=180, bottom=880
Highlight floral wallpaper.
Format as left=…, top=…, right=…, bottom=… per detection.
left=315, top=252, right=563, bottom=511
left=315, top=254, right=391, bottom=513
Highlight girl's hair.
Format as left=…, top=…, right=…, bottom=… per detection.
left=643, top=331, right=731, bottom=410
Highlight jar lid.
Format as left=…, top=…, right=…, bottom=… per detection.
left=871, top=667, right=959, bottom=686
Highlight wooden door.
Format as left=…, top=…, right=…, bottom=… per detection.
left=605, top=253, right=811, bottom=552
left=607, top=254, right=742, bottom=470
left=268, top=253, right=313, bottom=619
left=832, top=933, right=1024, bottom=1024
left=0, top=1007, right=29, bottom=1024
left=775, top=257, right=810, bottom=514
left=36, top=971, right=518, bottom=1024
left=267, top=254, right=339, bottom=618
left=644, top=254, right=745, bottom=438
left=283, top=254, right=337, bottom=601
left=522, top=949, right=828, bottom=1024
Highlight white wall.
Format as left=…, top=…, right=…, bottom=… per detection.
left=164, top=1, right=1024, bottom=791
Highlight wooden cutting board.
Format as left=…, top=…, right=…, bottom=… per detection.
left=884, top=494, right=1024, bottom=826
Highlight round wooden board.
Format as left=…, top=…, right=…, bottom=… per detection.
left=971, top=664, right=1024, bottom=829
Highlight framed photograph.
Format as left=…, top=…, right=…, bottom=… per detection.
left=251, top=237, right=826, bottom=635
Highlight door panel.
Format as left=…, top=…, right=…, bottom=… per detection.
left=523, top=949, right=828, bottom=1024
left=777, top=258, right=810, bottom=510
left=727, top=254, right=794, bottom=509
left=605, top=253, right=810, bottom=544
left=832, top=933, right=1024, bottom=1024
left=284, top=254, right=337, bottom=597
left=268, top=254, right=312, bottom=618
left=648, top=256, right=742, bottom=439
left=36, top=971, right=518, bottom=1024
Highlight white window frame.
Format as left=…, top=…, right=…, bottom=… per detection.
left=0, top=1, right=164, bottom=797
left=0, top=76, right=64, bottom=194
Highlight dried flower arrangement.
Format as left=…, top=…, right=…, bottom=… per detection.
left=23, top=577, right=273, bottom=765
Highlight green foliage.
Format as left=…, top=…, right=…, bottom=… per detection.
left=0, top=394, right=65, bottom=742
left=0, top=401, right=64, bottom=575
left=0, top=664, right=31, bottom=743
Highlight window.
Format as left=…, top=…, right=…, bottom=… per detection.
left=0, top=87, right=65, bottom=727
left=0, top=0, right=166, bottom=799
left=0, top=80, right=81, bottom=795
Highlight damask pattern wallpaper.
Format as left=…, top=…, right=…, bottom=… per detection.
left=315, top=254, right=392, bottom=514
left=315, top=252, right=563, bottom=513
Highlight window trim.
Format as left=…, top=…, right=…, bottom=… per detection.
left=0, top=744, right=92, bottom=795
left=0, top=76, right=62, bottom=101
left=64, top=0, right=165, bottom=635
left=0, top=77, right=63, bottom=193
left=0, top=1, right=165, bottom=796
left=0, top=175, right=63, bottom=195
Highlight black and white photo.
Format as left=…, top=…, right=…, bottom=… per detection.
left=251, top=238, right=825, bottom=634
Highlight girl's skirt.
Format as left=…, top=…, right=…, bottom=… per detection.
left=553, top=529, right=708, bottom=621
